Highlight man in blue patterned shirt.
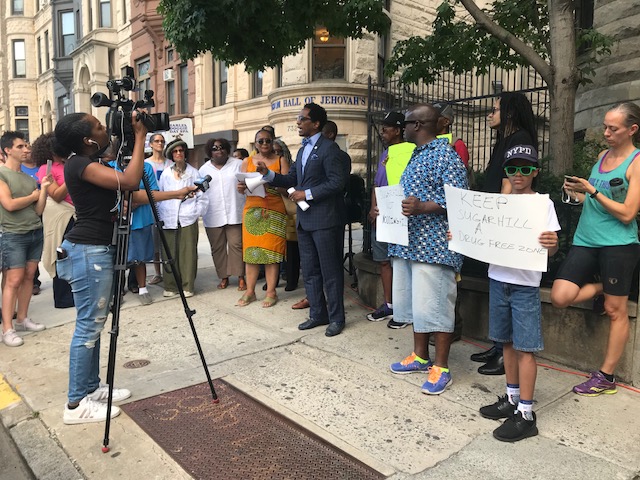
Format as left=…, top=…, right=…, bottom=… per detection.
left=388, top=104, right=468, bottom=394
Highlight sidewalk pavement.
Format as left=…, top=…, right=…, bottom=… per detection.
left=1, top=224, right=639, bottom=480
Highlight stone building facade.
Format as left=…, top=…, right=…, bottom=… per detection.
left=0, top=0, right=39, bottom=139
left=0, top=0, right=636, bottom=154
left=575, top=0, right=640, bottom=133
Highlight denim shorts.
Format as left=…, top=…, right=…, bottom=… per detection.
left=489, top=278, right=543, bottom=352
left=0, top=228, right=44, bottom=269
left=555, top=244, right=640, bottom=296
left=371, top=226, right=389, bottom=262
left=392, top=258, right=456, bottom=333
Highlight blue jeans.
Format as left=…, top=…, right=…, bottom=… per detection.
left=56, top=240, right=115, bottom=403
left=488, top=279, right=543, bottom=352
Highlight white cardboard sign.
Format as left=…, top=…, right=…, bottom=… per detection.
left=445, top=185, right=550, bottom=271
left=375, top=184, right=409, bottom=246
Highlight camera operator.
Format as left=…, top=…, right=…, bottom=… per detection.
left=54, top=111, right=147, bottom=425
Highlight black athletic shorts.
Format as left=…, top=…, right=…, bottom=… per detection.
left=555, top=244, right=640, bottom=296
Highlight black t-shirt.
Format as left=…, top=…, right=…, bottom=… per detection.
left=64, top=155, right=118, bottom=245
left=483, top=130, right=534, bottom=193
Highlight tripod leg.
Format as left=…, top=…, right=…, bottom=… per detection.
left=141, top=173, right=218, bottom=403
left=102, top=191, right=133, bottom=452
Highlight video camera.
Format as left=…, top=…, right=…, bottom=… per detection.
left=90, top=66, right=170, bottom=149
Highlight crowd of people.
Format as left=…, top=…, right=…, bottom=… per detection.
left=0, top=98, right=638, bottom=439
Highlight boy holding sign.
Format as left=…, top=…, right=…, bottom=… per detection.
left=477, top=145, right=559, bottom=442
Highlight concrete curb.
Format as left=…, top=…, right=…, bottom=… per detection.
left=0, top=376, right=83, bottom=480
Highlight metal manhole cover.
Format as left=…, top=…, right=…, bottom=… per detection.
left=123, top=359, right=150, bottom=369
left=122, top=380, right=385, bottom=480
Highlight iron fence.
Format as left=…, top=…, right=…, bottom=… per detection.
left=364, top=66, right=549, bottom=254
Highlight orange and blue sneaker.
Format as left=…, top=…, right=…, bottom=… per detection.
left=572, top=371, right=617, bottom=396
left=421, top=365, right=452, bottom=395
left=390, top=352, right=432, bottom=374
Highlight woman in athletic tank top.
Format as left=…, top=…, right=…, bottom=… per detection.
left=551, top=102, right=640, bottom=396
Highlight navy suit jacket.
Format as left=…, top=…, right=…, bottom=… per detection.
left=270, top=135, right=346, bottom=231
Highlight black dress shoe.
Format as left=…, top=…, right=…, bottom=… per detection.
left=325, top=322, right=345, bottom=337
left=298, top=318, right=329, bottom=330
left=284, top=283, right=298, bottom=292
left=470, top=346, right=498, bottom=363
left=478, top=354, right=505, bottom=375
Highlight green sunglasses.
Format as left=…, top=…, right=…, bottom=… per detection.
left=504, top=165, right=538, bottom=176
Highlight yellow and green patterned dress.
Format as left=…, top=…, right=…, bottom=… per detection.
left=242, top=157, right=287, bottom=264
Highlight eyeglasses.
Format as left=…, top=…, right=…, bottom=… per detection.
left=504, top=165, right=537, bottom=176
left=490, top=107, right=500, bottom=115
left=211, top=145, right=224, bottom=151
left=297, top=115, right=311, bottom=122
left=173, top=148, right=185, bottom=153
left=152, top=139, right=165, bottom=144
left=256, top=138, right=272, bottom=145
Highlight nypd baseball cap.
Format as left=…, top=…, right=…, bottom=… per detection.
left=503, top=144, right=539, bottom=166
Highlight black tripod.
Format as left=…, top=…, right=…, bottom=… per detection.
left=101, top=157, right=217, bottom=453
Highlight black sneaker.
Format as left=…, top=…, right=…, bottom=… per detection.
left=493, top=411, right=538, bottom=442
left=387, top=319, right=411, bottom=329
left=479, top=395, right=516, bottom=420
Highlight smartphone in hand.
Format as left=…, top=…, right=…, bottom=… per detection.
left=46, top=159, right=53, bottom=175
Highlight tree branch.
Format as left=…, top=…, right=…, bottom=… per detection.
left=458, top=0, right=553, bottom=84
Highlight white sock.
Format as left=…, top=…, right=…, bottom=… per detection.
left=517, top=400, right=534, bottom=420
left=387, top=303, right=393, bottom=309
left=506, top=384, right=520, bottom=405
left=138, top=287, right=149, bottom=295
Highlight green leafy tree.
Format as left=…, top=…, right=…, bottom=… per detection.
left=157, top=0, right=390, bottom=72
left=386, top=0, right=612, bottom=174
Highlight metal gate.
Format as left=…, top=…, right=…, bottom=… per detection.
left=364, top=66, right=549, bottom=253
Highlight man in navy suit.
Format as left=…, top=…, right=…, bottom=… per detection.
left=256, top=103, right=347, bottom=336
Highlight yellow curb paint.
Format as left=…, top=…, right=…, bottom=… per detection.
left=0, top=375, right=21, bottom=410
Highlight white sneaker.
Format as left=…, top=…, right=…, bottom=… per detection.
left=87, top=383, right=132, bottom=403
left=2, top=329, right=24, bottom=347
left=163, top=290, right=178, bottom=298
left=63, top=397, right=121, bottom=425
left=184, top=291, right=194, bottom=298
left=14, top=317, right=45, bottom=332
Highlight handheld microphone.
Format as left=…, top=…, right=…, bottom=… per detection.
left=194, top=175, right=212, bottom=193
left=181, top=175, right=212, bottom=202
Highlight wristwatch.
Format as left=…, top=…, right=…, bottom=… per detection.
left=590, top=190, right=599, bottom=198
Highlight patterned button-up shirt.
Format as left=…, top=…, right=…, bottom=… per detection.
left=388, top=137, right=468, bottom=271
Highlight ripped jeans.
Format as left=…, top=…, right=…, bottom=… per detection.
left=56, top=240, right=115, bottom=403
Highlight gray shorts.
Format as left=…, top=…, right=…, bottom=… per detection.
left=371, top=226, right=389, bottom=262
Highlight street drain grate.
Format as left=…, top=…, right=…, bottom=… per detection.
left=122, top=380, right=386, bottom=480
left=123, top=359, right=150, bottom=369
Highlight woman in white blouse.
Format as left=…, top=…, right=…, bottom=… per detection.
left=157, top=139, right=208, bottom=298
left=199, top=138, right=246, bottom=291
